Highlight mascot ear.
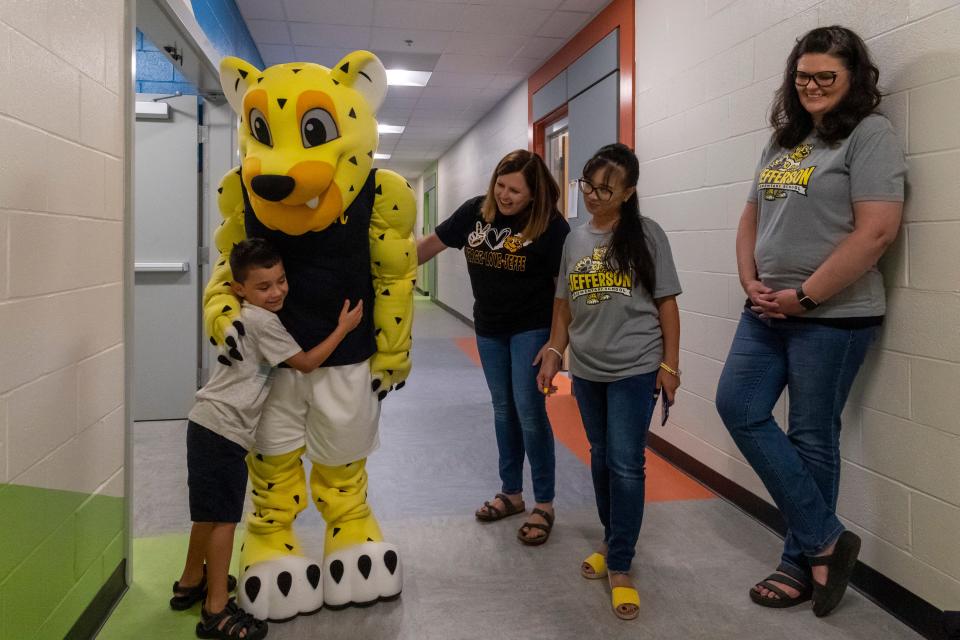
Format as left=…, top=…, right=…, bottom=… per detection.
left=331, top=50, right=388, bottom=114
left=220, top=56, right=263, bottom=115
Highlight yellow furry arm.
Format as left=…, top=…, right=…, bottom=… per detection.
left=369, top=169, right=417, bottom=394
left=203, top=168, right=247, bottom=350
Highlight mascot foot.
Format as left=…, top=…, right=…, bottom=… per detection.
left=323, top=542, right=402, bottom=609
left=238, top=555, right=324, bottom=622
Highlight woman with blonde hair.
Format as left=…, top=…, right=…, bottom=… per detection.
left=419, top=149, right=570, bottom=545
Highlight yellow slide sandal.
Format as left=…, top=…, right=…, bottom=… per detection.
left=581, top=552, right=607, bottom=579
left=611, top=586, right=640, bottom=620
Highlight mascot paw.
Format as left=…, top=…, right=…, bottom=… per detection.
left=324, top=542, right=402, bottom=609
left=211, top=319, right=246, bottom=365
left=238, top=555, right=324, bottom=622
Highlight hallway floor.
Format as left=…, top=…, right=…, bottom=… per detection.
left=101, top=301, right=922, bottom=639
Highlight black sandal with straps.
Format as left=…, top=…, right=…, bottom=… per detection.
left=170, top=565, right=238, bottom=610
left=749, top=563, right=812, bottom=608
left=517, top=507, right=554, bottom=546
left=809, top=530, right=862, bottom=617
left=196, top=599, right=267, bottom=640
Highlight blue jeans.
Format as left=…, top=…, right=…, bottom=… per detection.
left=716, top=310, right=876, bottom=577
left=475, top=328, right=556, bottom=504
left=572, top=371, right=658, bottom=573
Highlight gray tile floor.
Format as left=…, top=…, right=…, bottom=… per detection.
left=133, top=301, right=922, bottom=639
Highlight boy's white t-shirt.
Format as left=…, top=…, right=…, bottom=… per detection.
left=188, top=303, right=302, bottom=450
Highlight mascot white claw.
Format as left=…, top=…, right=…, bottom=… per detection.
left=323, top=542, right=402, bottom=609
left=238, top=555, right=324, bottom=622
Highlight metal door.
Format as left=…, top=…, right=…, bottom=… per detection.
left=424, top=186, right=438, bottom=297
left=133, top=94, right=201, bottom=420
left=568, top=71, right=619, bottom=229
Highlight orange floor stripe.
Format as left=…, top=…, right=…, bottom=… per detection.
left=453, top=336, right=715, bottom=502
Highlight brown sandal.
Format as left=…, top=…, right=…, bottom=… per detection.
left=517, top=508, right=554, bottom=546
left=475, top=493, right=525, bottom=521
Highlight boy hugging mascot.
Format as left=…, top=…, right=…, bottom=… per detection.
left=203, top=50, right=416, bottom=622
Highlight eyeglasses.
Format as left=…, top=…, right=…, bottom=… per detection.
left=793, top=70, right=839, bottom=88
left=577, top=178, right=614, bottom=201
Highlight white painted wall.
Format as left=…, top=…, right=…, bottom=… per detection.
left=0, top=0, right=127, bottom=633
left=433, top=83, right=530, bottom=320
left=635, top=0, right=960, bottom=609
left=0, top=1, right=126, bottom=496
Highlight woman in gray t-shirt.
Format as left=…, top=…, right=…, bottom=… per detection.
left=537, top=143, right=682, bottom=621
left=715, top=26, right=905, bottom=617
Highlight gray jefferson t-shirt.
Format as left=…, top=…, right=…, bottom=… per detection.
left=189, top=303, right=302, bottom=449
left=748, top=114, right=906, bottom=317
left=556, top=217, right=682, bottom=382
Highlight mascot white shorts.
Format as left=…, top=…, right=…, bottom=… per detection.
left=255, top=361, right=381, bottom=465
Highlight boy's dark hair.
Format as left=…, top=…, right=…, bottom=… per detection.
left=229, top=238, right=282, bottom=283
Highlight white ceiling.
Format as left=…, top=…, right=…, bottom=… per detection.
left=234, top=0, right=610, bottom=179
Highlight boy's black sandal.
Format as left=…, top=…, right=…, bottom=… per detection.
left=749, top=563, right=812, bottom=608
left=809, top=530, right=862, bottom=617
left=170, top=566, right=238, bottom=610
left=196, top=599, right=267, bottom=640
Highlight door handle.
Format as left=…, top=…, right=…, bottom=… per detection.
left=135, top=262, right=190, bottom=273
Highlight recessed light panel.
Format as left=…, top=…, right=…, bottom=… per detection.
left=386, top=69, right=432, bottom=87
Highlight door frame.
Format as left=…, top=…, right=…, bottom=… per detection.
left=527, top=0, right=634, bottom=153
left=126, top=0, right=229, bottom=585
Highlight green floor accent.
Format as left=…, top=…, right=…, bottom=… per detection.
left=0, top=484, right=124, bottom=640
left=97, top=532, right=242, bottom=639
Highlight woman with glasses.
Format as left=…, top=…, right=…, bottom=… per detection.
left=417, top=149, right=570, bottom=545
left=715, top=26, right=905, bottom=616
left=537, top=143, right=681, bottom=620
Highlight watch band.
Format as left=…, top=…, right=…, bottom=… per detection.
left=796, top=285, right=820, bottom=310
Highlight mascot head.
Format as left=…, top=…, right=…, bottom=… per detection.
left=219, top=51, right=387, bottom=235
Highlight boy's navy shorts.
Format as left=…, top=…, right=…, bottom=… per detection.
left=186, top=420, right=248, bottom=523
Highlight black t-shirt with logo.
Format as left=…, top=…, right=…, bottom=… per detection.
left=436, top=195, right=570, bottom=336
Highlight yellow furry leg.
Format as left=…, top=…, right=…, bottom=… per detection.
left=310, top=459, right=384, bottom=555
left=241, top=447, right=309, bottom=569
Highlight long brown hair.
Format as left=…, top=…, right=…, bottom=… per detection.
left=481, top=149, right=560, bottom=242
left=771, top=26, right=882, bottom=149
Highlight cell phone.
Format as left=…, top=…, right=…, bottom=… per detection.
left=660, top=391, right=670, bottom=427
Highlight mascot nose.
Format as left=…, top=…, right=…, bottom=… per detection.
left=251, top=175, right=296, bottom=201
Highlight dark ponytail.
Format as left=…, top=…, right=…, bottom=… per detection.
left=582, top=143, right=656, bottom=296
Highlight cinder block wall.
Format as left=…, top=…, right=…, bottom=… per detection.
left=435, top=83, right=530, bottom=320
left=635, top=0, right=960, bottom=609
left=0, top=0, right=127, bottom=637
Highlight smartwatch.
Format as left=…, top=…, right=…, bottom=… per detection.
left=796, top=285, right=820, bottom=311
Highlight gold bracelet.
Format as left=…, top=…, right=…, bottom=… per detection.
left=659, top=362, right=681, bottom=377
left=547, top=346, right=564, bottom=362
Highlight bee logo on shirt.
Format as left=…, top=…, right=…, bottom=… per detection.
left=502, top=235, right=525, bottom=253
left=568, top=246, right=632, bottom=305
left=758, top=143, right=816, bottom=200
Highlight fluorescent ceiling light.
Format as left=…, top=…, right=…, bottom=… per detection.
left=378, top=124, right=405, bottom=134
left=386, top=69, right=431, bottom=87
left=374, top=153, right=391, bottom=160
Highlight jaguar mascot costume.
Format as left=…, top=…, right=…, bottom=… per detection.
left=203, top=51, right=416, bottom=621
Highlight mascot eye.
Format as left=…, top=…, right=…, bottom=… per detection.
left=301, top=108, right=339, bottom=148
left=249, top=109, right=272, bottom=147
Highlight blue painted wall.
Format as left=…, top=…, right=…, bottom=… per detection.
left=135, top=0, right=262, bottom=94
left=136, top=29, right=198, bottom=95
left=191, top=0, right=264, bottom=68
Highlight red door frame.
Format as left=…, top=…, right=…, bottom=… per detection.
left=528, top=0, right=635, bottom=158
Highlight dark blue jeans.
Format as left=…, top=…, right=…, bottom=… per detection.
left=572, top=371, right=658, bottom=573
left=475, top=328, right=556, bottom=504
left=716, top=310, right=876, bottom=577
